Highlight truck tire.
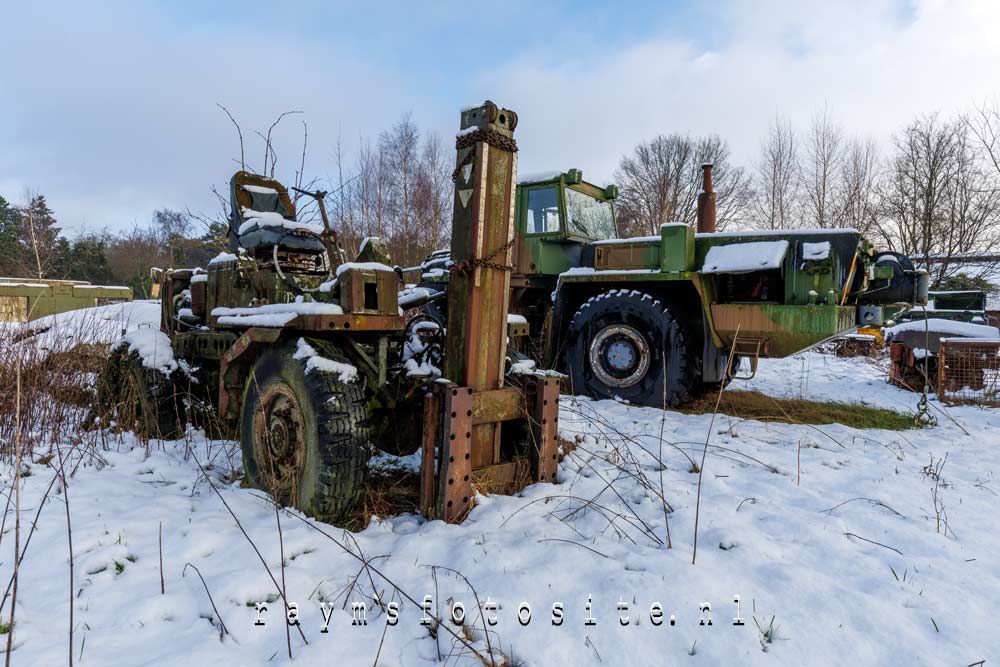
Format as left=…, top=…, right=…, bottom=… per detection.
left=106, top=346, right=184, bottom=440
left=240, top=340, right=371, bottom=522
left=564, top=290, right=694, bottom=407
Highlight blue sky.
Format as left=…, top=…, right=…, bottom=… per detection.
left=1, top=0, right=996, bottom=235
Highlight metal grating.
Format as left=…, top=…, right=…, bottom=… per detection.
left=938, top=339, right=1000, bottom=406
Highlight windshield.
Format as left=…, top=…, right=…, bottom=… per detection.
left=565, top=187, right=616, bottom=240
left=525, top=186, right=561, bottom=234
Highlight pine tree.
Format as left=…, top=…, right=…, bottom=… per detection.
left=17, top=194, right=62, bottom=278
left=0, top=196, right=20, bottom=276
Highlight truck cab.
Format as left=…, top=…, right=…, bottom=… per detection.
left=512, top=169, right=619, bottom=283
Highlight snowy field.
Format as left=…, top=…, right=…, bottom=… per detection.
left=0, top=312, right=997, bottom=665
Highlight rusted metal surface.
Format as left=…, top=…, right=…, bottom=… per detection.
left=418, top=391, right=440, bottom=518
left=211, top=313, right=405, bottom=333
left=338, top=267, right=399, bottom=315
left=444, top=101, right=519, bottom=469
left=251, top=380, right=307, bottom=503
left=527, top=376, right=559, bottom=483
left=939, top=338, right=1000, bottom=405
left=470, top=387, right=525, bottom=424
left=437, top=386, right=474, bottom=522
left=696, top=163, right=717, bottom=234
left=219, top=327, right=282, bottom=419
left=593, top=242, right=660, bottom=271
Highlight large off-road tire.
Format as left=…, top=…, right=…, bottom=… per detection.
left=106, top=345, right=184, bottom=440
left=240, top=340, right=371, bottom=521
left=563, top=290, right=695, bottom=408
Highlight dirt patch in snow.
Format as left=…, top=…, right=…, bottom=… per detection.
left=678, top=390, right=920, bottom=431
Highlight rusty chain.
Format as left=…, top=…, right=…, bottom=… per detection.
left=450, top=237, right=515, bottom=275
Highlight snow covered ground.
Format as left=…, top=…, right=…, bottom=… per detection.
left=1, top=345, right=997, bottom=665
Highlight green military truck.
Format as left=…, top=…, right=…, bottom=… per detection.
left=410, top=165, right=929, bottom=407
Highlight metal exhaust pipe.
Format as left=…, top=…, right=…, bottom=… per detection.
left=696, top=163, right=717, bottom=234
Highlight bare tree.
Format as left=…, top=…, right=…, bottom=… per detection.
left=969, top=98, right=1000, bottom=177
left=802, top=105, right=845, bottom=228
left=838, top=137, right=881, bottom=237
left=614, top=133, right=753, bottom=235
left=879, top=113, right=1000, bottom=286
left=752, top=115, right=800, bottom=229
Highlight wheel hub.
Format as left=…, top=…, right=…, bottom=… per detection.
left=589, top=324, right=651, bottom=389
left=253, top=384, right=306, bottom=500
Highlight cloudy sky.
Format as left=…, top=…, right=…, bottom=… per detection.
left=2, top=0, right=999, bottom=235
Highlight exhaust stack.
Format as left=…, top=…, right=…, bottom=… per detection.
left=696, top=163, right=717, bottom=234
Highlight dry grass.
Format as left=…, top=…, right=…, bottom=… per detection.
left=342, top=467, right=421, bottom=531
left=678, top=390, right=919, bottom=431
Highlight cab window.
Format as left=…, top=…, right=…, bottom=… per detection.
left=525, top=187, right=561, bottom=234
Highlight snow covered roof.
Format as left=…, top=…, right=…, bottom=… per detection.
left=701, top=240, right=790, bottom=274
left=886, top=318, right=1000, bottom=339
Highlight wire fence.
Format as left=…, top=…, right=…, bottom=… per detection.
left=938, top=338, right=1000, bottom=406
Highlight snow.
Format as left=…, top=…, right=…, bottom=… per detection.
left=885, top=318, right=1000, bottom=339
left=506, top=314, right=527, bottom=325
left=212, top=302, right=345, bottom=328
left=112, top=327, right=178, bottom=373
left=241, top=184, right=279, bottom=195
left=293, top=338, right=358, bottom=383
left=335, top=261, right=395, bottom=277
left=238, top=208, right=324, bottom=236
left=190, top=274, right=208, bottom=284
left=4, top=341, right=1000, bottom=664
left=398, top=286, right=437, bottom=308
left=696, top=227, right=859, bottom=239
left=516, top=170, right=562, bottom=184
left=802, top=241, right=831, bottom=261
left=701, top=240, right=790, bottom=274
left=1, top=300, right=162, bottom=360
left=208, top=252, right=238, bottom=266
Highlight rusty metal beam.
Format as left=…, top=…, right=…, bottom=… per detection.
left=527, top=376, right=559, bottom=484
left=437, top=386, right=474, bottom=522
left=419, top=391, right=440, bottom=518
left=470, top=387, right=525, bottom=424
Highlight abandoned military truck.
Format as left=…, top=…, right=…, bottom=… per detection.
left=411, top=164, right=929, bottom=408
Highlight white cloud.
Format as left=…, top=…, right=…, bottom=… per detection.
left=478, top=0, right=1000, bottom=184
left=1, top=0, right=999, bottom=233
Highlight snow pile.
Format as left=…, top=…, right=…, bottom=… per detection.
left=886, top=318, right=1000, bottom=339
left=802, top=241, right=831, bottom=261
left=5, top=300, right=162, bottom=359
left=212, top=301, right=344, bottom=328
left=398, top=286, right=438, bottom=309
left=208, top=252, right=238, bottom=266
left=335, top=261, right=395, bottom=277
left=293, top=338, right=358, bottom=383
left=238, top=208, right=324, bottom=236
left=401, top=320, right=441, bottom=378
left=506, top=313, right=527, bottom=325
left=112, top=327, right=178, bottom=373
left=701, top=240, right=790, bottom=274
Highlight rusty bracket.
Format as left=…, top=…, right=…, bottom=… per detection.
left=436, top=385, right=474, bottom=522
left=219, top=327, right=282, bottom=419
left=526, top=376, right=560, bottom=483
